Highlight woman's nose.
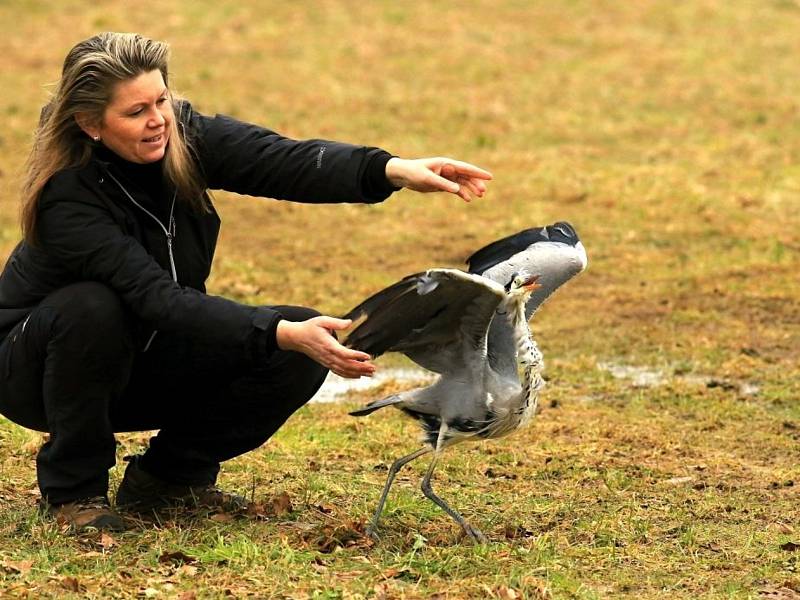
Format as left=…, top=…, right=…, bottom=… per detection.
left=148, top=108, right=166, bottom=127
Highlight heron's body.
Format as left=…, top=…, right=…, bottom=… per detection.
left=384, top=292, right=542, bottom=448
left=344, top=222, right=587, bottom=541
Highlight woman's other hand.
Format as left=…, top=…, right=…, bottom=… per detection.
left=276, top=317, right=376, bottom=379
left=385, top=157, right=492, bottom=202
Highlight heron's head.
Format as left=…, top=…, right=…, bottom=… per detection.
left=469, top=221, right=588, bottom=317
left=505, top=271, right=541, bottom=296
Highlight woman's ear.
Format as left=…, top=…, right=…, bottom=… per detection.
left=75, top=112, right=101, bottom=141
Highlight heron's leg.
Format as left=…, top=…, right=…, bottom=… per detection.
left=367, top=447, right=431, bottom=538
left=420, top=427, right=488, bottom=543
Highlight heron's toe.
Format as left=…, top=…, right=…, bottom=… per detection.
left=462, top=524, right=489, bottom=544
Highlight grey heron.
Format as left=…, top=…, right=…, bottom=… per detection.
left=342, top=222, right=588, bottom=542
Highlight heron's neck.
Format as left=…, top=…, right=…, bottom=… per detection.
left=511, top=296, right=544, bottom=421
left=485, top=296, right=545, bottom=438
left=517, top=341, right=544, bottom=425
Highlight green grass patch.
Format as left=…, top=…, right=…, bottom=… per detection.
left=0, top=0, right=799, bottom=597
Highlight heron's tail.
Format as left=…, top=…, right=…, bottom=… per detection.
left=349, top=394, right=403, bottom=417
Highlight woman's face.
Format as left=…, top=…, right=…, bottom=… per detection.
left=90, top=69, right=173, bottom=164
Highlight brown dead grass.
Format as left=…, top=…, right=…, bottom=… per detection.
left=0, top=0, right=798, bottom=598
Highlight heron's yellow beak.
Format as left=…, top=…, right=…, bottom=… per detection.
left=522, top=274, right=541, bottom=292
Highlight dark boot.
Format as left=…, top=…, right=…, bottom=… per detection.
left=115, top=456, right=250, bottom=513
left=44, top=496, right=126, bottom=532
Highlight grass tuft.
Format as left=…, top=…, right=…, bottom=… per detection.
left=1, top=0, right=799, bottom=597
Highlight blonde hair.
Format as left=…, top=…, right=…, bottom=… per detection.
left=21, top=32, right=207, bottom=244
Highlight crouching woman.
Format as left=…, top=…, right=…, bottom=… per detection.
left=0, top=32, right=491, bottom=531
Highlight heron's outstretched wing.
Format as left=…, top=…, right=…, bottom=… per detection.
left=466, top=226, right=554, bottom=275
left=342, top=269, right=506, bottom=374
left=469, top=223, right=588, bottom=379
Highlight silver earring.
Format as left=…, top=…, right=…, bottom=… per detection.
left=93, top=136, right=100, bottom=142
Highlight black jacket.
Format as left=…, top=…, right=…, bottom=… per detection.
left=0, top=102, right=397, bottom=364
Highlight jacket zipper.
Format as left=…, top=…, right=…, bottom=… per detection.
left=105, top=170, right=178, bottom=351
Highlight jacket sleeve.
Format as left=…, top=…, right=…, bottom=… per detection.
left=37, top=177, right=280, bottom=364
left=178, top=102, right=398, bottom=203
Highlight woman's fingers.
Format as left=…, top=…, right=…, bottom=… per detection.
left=461, top=176, right=487, bottom=196
left=277, top=317, right=376, bottom=378
left=331, top=360, right=374, bottom=379
left=440, top=159, right=493, bottom=181
left=316, top=324, right=375, bottom=377
left=436, top=160, right=491, bottom=201
left=332, top=343, right=374, bottom=365
left=427, top=172, right=461, bottom=194
left=316, top=316, right=352, bottom=330
left=328, top=353, right=375, bottom=378
left=385, top=157, right=492, bottom=199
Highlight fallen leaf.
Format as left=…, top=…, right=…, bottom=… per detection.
left=209, top=513, right=234, bottom=523
left=268, top=491, right=293, bottom=516
left=303, top=521, right=372, bottom=553
left=503, top=524, right=534, bottom=540
left=664, top=476, right=693, bottom=486
left=770, top=480, right=795, bottom=489
left=158, top=551, right=198, bottom=565
left=758, top=584, right=800, bottom=599
left=61, top=576, right=83, bottom=592
left=178, top=592, right=198, bottom=600
left=372, top=583, right=389, bottom=600
left=279, top=521, right=316, bottom=532
left=176, top=565, right=199, bottom=577
left=706, top=379, right=737, bottom=391
left=382, top=567, right=412, bottom=579
left=484, top=468, right=517, bottom=480
left=1, top=559, right=34, bottom=575
left=780, top=542, right=800, bottom=552
left=99, top=533, right=116, bottom=549
left=496, top=586, right=521, bottom=600
left=249, top=491, right=294, bottom=518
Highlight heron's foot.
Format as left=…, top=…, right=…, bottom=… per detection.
left=461, top=522, right=489, bottom=544
left=366, top=525, right=381, bottom=542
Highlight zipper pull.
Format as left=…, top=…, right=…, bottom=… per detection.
left=166, top=233, right=178, bottom=282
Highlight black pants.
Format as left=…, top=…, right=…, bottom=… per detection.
left=0, top=282, right=327, bottom=505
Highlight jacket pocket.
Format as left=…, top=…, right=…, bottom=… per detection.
left=3, top=315, right=30, bottom=379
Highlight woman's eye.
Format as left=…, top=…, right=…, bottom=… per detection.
left=128, top=108, right=143, bottom=117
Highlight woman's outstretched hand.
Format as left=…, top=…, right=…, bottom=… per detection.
left=276, top=316, right=376, bottom=379
left=385, top=157, right=492, bottom=202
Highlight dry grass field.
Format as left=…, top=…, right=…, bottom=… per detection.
left=0, top=1, right=798, bottom=598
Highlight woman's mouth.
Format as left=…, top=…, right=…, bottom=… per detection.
left=142, top=134, right=163, bottom=143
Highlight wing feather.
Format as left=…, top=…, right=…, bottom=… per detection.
left=466, top=227, right=550, bottom=274
left=475, top=229, right=587, bottom=379
left=342, top=269, right=506, bottom=374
